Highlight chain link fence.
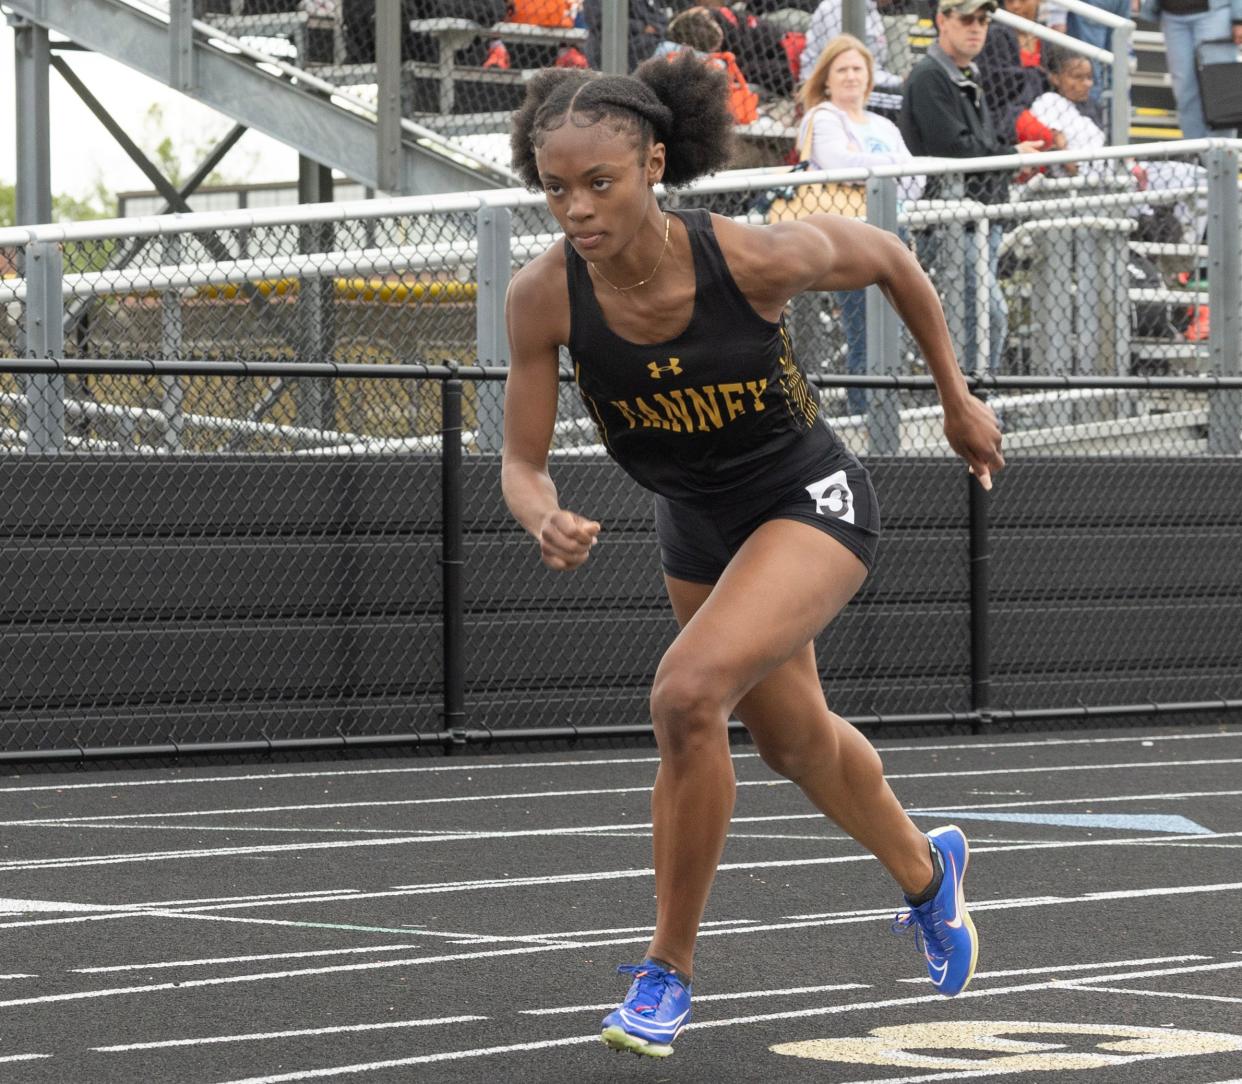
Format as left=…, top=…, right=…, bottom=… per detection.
left=0, top=142, right=1238, bottom=760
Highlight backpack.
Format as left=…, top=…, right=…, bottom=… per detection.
left=711, top=6, right=794, bottom=97
left=508, top=0, right=574, bottom=27
left=781, top=30, right=807, bottom=84
left=709, top=50, right=760, bottom=124
left=662, top=48, right=759, bottom=125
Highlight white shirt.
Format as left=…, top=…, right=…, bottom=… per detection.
left=800, top=101, right=926, bottom=201
left=1027, top=91, right=1107, bottom=154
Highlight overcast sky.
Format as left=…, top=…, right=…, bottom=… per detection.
left=0, top=21, right=298, bottom=209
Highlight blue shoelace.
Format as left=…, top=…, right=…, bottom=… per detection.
left=616, top=963, right=677, bottom=1015
left=892, top=902, right=955, bottom=960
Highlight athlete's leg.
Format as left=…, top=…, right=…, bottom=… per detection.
left=735, top=645, right=934, bottom=894
left=643, top=517, right=919, bottom=975
left=663, top=571, right=934, bottom=910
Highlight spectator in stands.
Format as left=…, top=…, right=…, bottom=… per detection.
left=800, top=0, right=904, bottom=89
left=1064, top=0, right=1129, bottom=98
left=655, top=6, right=728, bottom=56
left=582, top=0, right=666, bottom=70
left=1016, top=48, right=1208, bottom=241
left=699, top=1, right=799, bottom=98
left=976, top=0, right=1050, bottom=138
left=654, top=6, right=762, bottom=124
left=799, top=33, right=924, bottom=413
left=899, top=0, right=1044, bottom=371
left=1137, top=0, right=1242, bottom=138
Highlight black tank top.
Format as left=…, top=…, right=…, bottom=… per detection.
left=566, top=207, right=844, bottom=505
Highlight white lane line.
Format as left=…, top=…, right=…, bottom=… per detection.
left=75, top=919, right=759, bottom=975
left=1129, top=841, right=1242, bottom=850
left=2, top=832, right=1240, bottom=931
left=119, top=889, right=362, bottom=909
left=7, top=757, right=1238, bottom=831
left=1, top=890, right=360, bottom=913
left=3, top=882, right=1237, bottom=1009
left=520, top=982, right=871, bottom=1015
left=0, top=1053, right=51, bottom=1064
left=56, top=823, right=462, bottom=836
left=0, top=974, right=36, bottom=980
left=142, top=911, right=585, bottom=948
left=207, top=1035, right=606, bottom=1081
left=1069, top=984, right=1242, bottom=1005
left=3, top=728, right=1237, bottom=796
left=0, top=897, right=124, bottom=913
left=8, top=806, right=1238, bottom=881
left=92, top=1015, right=487, bottom=1052
left=896, top=954, right=1209, bottom=983
left=915, top=788, right=1242, bottom=811
left=0, top=757, right=672, bottom=795
left=441, top=916, right=759, bottom=946
left=201, top=960, right=1242, bottom=1083
left=0, top=786, right=663, bottom=828
left=75, top=944, right=431, bottom=974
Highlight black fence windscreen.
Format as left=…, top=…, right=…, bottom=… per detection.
left=0, top=362, right=1238, bottom=763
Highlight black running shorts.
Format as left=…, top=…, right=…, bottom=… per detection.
left=653, top=451, right=880, bottom=584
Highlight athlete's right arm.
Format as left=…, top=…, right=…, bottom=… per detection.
left=501, top=258, right=601, bottom=572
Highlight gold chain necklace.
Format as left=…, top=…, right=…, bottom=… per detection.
left=591, top=214, right=670, bottom=293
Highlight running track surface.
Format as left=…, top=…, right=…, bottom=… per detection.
left=1, top=724, right=1241, bottom=1084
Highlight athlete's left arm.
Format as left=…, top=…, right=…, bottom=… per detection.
left=755, top=215, right=1005, bottom=488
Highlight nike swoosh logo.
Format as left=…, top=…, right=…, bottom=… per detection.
left=618, top=1006, right=690, bottom=1035
left=928, top=958, right=949, bottom=980
left=944, top=852, right=966, bottom=929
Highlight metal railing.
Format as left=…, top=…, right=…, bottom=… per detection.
left=2, top=138, right=1237, bottom=455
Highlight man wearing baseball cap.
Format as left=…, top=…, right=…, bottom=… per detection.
left=899, top=0, right=1044, bottom=371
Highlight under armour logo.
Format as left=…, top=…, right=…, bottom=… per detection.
left=647, top=358, right=684, bottom=379
left=806, top=470, right=855, bottom=523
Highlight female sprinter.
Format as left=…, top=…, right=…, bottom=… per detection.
left=500, top=53, right=1004, bottom=1058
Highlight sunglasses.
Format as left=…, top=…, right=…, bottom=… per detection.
left=950, top=11, right=993, bottom=23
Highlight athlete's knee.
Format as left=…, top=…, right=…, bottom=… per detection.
left=650, top=665, right=729, bottom=753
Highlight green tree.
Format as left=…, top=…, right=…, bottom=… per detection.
left=0, top=178, right=114, bottom=227
left=141, top=103, right=249, bottom=190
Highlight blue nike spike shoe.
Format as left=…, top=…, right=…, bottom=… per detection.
left=600, top=961, right=692, bottom=1057
left=892, top=824, right=979, bottom=997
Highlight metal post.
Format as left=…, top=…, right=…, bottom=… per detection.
left=973, top=219, right=990, bottom=375
left=441, top=378, right=466, bottom=743
left=296, top=159, right=337, bottom=432
left=939, top=179, right=968, bottom=371
left=23, top=241, right=66, bottom=453
left=843, top=0, right=867, bottom=44
left=169, top=0, right=195, bottom=93
left=1108, top=22, right=1131, bottom=149
left=474, top=206, right=510, bottom=453
left=968, top=421, right=991, bottom=734
left=1108, top=222, right=1132, bottom=377
left=375, top=0, right=402, bottom=194
left=1073, top=224, right=1097, bottom=375
left=161, top=235, right=185, bottom=452
left=601, top=0, right=627, bottom=74
left=866, top=174, right=901, bottom=455
left=14, top=19, right=52, bottom=227
left=1205, top=145, right=1241, bottom=454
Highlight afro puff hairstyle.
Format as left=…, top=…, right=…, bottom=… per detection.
left=510, top=51, right=735, bottom=191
